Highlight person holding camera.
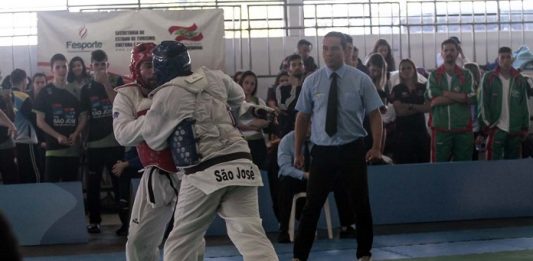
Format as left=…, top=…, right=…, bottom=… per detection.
left=237, top=70, right=270, bottom=170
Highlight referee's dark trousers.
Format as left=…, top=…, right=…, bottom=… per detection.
left=293, top=139, right=373, bottom=260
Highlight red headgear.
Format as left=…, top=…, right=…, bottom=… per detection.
left=130, top=42, right=156, bottom=87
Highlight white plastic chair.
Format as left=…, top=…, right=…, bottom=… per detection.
left=288, top=192, right=333, bottom=242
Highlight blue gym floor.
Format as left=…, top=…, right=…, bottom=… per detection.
left=22, top=223, right=533, bottom=261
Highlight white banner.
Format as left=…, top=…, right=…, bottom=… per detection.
left=37, top=9, right=225, bottom=81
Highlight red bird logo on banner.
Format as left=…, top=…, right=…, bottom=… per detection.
left=168, top=23, right=203, bottom=41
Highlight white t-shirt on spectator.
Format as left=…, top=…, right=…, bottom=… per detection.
left=497, top=75, right=511, bottom=132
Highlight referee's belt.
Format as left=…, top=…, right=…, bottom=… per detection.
left=183, top=152, right=252, bottom=175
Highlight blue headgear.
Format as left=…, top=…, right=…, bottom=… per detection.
left=153, top=41, right=192, bottom=86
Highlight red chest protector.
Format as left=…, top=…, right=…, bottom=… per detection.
left=136, top=109, right=177, bottom=173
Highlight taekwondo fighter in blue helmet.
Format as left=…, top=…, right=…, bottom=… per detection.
left=141, top=40, right=279, bottom=261
left=112, top=42, right=204, bottom=261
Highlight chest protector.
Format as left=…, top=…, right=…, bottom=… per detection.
left=117, top=83, right=177, bottom=173
left=165, top=68, right=245, bottom=169
left=136, top=109, right=178, bottom=173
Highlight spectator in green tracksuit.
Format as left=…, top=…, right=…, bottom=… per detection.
left=426, top=38, right=476, bottom=162
left=478, top=46, right=530, bottom=160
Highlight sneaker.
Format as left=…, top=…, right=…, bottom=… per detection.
left=357, top=256, right=372, bottom=261
left=339, top=226, right=356, bottom=239
left=87, top=223, right=101, bottom=234
left=277, top=231, right=291, bottom=243
left=115, top=225, right=128, bottom=236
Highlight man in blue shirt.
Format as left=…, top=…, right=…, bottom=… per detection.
left=292, top=31, right=383, bottom=261
left=277, top=130, right=310, bottom=243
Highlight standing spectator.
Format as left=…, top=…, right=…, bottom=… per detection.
left=29, top=73, right=48, bottom=175
left=111, top=146, right=142, bottom=236
left=389, top=59, right=431, bottom=163
left=293, top=31, right=383, bottom=261
left=81, top=49, right=125, bottom=234
left=343, top=34, right=355, bottom=67
left=238, top=70, right=269, bottom=169
left=365, top=53, right=393, bottom=154
left=10, top=69, right=41, bottom=182
left=436, top=36, right=470, bottom=68
left=66, top=56, right=91, bottom=100
left=34, top=53, right=86, bottom=182
left=281, top=39, right=318, bottom=76
left=352, top=46, right=370, bottom=75
left=29, top=73, right=47, bottom=100
left=372, top=39, right=396, bottom=72
left=426, top=39, right=475, bottom=162
left=0, top=83, right=18, bottom=184
left=463, top=62, right=484, bottom=160
left=478, top=47, right=530, bottom=160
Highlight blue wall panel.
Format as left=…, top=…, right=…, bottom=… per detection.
left=0, top=182, right=88, bottom=246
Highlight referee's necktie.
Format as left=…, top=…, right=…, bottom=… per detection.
left=325, top=72, right=338, bottom=136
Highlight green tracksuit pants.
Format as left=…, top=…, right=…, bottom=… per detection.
left=431, top=130, right=474, bottom=162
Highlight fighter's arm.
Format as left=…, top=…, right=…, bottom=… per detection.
left=112, top=93, right=146, bottom=146
left=221, top=73, right=245, bottom=116
left=142, top=87, right=186, bottom=151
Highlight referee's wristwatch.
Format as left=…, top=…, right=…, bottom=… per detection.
left=408, top=104, right=414, bottom=111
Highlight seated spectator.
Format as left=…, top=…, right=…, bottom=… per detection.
left=237, top=70, right=269, bottom=169
left=276, top=130, right=356, bottom=243
left=233, top=70, right=243, bottom=83
left=265, top=70, right=291, bottom=223
left=276, top=130, right=310, bottom=243
left=273, top=54, right=305, bottom=138
left=280, top=39, right=318, bottom=76
left=373, top=39, right=396, bottom=72
left=267, top=71, right=289, bottom=109
left=389, top=59, right=431, bottom=163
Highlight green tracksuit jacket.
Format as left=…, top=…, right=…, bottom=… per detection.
left=425, top=65, right=476, bottom=131
left=478, top=67, right=529, bottom=134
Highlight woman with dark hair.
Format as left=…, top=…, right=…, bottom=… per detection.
left=66, top=56, right=91, bottom=99
left=365, top=53, right=394, bottom=155
left=237, top=70, right=269, bottom=169
left=233, top=70, right=244, bottom=83
left=372, top=39, right=396, bottom=72
left=365, top=52, right=390, bottom=101
left=389, top=59, right=431, bottom=163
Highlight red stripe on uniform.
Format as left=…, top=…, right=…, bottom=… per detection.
left=486, top=128, right=495, bottom=160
